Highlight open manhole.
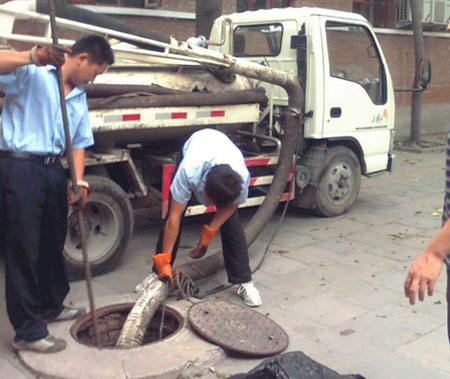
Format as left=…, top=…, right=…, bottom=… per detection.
left=70, top=303, right=184, bottom=348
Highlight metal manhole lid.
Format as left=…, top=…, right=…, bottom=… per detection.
left=188, top=300, right=289, bottom=357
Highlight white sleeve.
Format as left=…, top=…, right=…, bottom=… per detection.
left=170, top=165, right=192, bottom=204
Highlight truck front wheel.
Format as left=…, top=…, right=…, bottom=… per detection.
left=315, top=146, right=361, bottom=217
left=64, top=175, right=134, bottom=280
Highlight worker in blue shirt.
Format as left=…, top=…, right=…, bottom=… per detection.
left=0, top=35, right=114, bottom=353
left=135, top=129, right=262, bottom=307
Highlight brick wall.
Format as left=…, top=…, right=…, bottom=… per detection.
left=377, top=31, right=450, bottom=137
left=109, top=15, right=195, bottom=40
left=380, top=33, right=450, bottom=106
left=293, top=0, right=352, bottom=11
left=158, top=0, right=195, bottom=13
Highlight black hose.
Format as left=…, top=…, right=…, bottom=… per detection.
left=88, top=88, right=267, bottom=109
left=84, top=83, right=188, bottom=98
left=1, top=88, right=268, bottom=112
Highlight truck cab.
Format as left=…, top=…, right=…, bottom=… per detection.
left=210, top=8, right=395, bottom=216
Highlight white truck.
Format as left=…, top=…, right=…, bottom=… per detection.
left=0, top=1, right=397, bottom=278
left=210, top=7, right=396, bottom=216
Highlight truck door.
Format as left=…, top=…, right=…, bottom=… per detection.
left=320, top=18, right=394, bottom=174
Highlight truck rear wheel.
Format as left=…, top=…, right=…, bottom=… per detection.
left=314, top=146, right=361, bottom=217
left=64, top=175, right=133, bottom=280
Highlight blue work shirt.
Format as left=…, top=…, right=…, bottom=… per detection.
left=0, top=64, right=93, bottom=155
left=171, top=129, right=250, bottom=206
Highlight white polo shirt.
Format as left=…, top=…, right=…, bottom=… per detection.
left=170, top=129, right=250, bottom=206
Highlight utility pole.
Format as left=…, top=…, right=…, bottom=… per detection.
left=195, top=0, right=222, bottom=38
left=410, top=0, right=425, bottom=143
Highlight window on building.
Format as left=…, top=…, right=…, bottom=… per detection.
left=67, top=0, right=161, bottom=8
left=326, top=21, right=386, bottom=105
left=352, top=0, right=394, bottom=28
left=233, top=23, right=283, bottom=56
left=237, top=0, right=293, bottom=12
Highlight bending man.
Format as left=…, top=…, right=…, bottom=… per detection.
left=135, top=128, right=262, bottom=307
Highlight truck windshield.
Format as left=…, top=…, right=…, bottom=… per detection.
left=233, top=23, right=283, bottom=57
left=325, top=21, right=387, bottom=105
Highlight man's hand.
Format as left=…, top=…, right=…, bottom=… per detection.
left=404, top=250, right=444, bottom=305
left=188, top=224, right=217, bottom=259
left=152, top=253, right=174, bottom=284
left=31, top=45, right=71, bottom=67
left=68, top=185, right=89, bottom=210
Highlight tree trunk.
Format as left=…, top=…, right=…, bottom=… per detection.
left=195, top=0, right=222, bottom=38
left=410, top=0, right=425, bottom=143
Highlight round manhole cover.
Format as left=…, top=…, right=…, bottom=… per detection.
left=188, top=300, right=288, bottom=357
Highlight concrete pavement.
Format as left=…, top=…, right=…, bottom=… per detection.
left=0, top=147, right=449, bottom=378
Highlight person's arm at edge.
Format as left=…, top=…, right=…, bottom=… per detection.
left=404, top=218, right=450, bottom=305
left=0, top=51, right=32, bottom=73
left=424, top=219, right=450, bottom=260
left=162, top=199, right=187, bottom=255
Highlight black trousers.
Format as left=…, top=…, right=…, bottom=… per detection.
left=155, top=205, right=252, bottom=284
left=0, top=157, right=69, bottom=341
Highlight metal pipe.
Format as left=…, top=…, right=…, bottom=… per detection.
left=47, top=0, right=101, bottom=348
left=37, top=0, right=170, bottom=51
left=0, top=6, right=169, bottom=51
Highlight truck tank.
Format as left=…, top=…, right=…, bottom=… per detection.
left=31, top=0, right=260, bottom=147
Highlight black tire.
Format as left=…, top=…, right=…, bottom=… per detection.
left=314, top=146, right=361, bottom=217
left=64, top=175, right=134, bottom=280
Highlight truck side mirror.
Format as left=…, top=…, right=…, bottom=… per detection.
left=419, top=59, right=431, bottom=90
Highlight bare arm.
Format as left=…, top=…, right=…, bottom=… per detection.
left=162, top=199, right=187, bottom=254
left=72, top=148, right=86, bottom=181
left=0, top=51, right=32, bottom=73
left=424, top=219, right=450, bottom=260
left=209, top=203, right=238, bottom=230
left=404, top=218, right=450, bottom=304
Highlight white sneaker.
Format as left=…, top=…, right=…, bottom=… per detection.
left=134, top=272, right=158, bottom=293
left=12, top=335, right=67, bottom=353
left=237, top=282, right=262, bottom=307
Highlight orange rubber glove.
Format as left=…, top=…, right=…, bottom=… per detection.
left=188, top=224, right=218, bottom=259
left=152, top=253, right=173, bottom=283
